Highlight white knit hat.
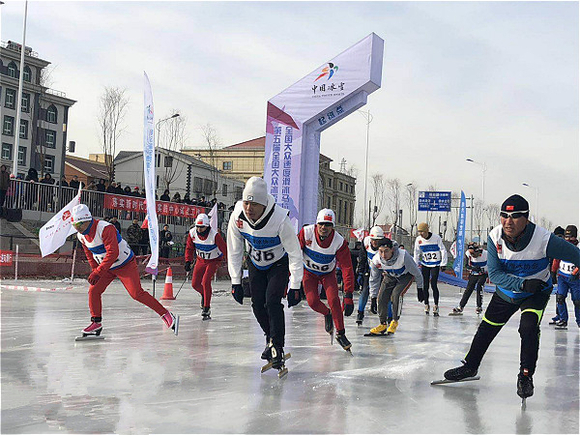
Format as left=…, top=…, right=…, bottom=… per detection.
left=316, top=208, right=335, bottom=226
left=71, top=204, right=92, bottom=223
left=195, top=213, right=210, bottom=227
left=369, top=226, right=384, bottom=239
left=242, top=177, right=268, bottom=206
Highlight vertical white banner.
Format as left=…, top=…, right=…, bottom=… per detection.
left=208, top=203, right=218, bottom=230
left=143, top=72, right=159, bottom=275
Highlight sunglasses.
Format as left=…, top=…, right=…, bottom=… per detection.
left=72, top=221, right=85, bottom=228
left=500, top=211, right=528, bottom=219
left=318, top=222, right=333, bottom=227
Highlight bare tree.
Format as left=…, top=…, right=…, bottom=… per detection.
left=370, top=173, right=386, bottom=226
left=160, top=110, right=187, bottom=191
left=97, top=87, right=129, bottom=182
left=405, top=182, right=418, bottom=236
left=540, top=217, right=553, bottom=231
left=484, top=203, right=500, bottom=237
left=473, top=199, right=485, bottom=241
left=425, top=184, right=437, bottom=229
left=200, top=123, right=221, bottom=198
left=386, top=178, right=402, bottom=228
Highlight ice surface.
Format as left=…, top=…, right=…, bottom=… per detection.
left=1, top=278, right=578, bottom=434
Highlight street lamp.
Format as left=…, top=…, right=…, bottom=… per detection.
left=12, top=0, right=29, bottom=178
left=156, top=113, right=180, bottom=148
left=522, top=182, right=539, bottom=221
left=358, top=109, right=373, bottom=229
left=466, top=158, right=487, bottom=205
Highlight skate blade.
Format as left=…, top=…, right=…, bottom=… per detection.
left=521, top=397, right=527, bottom=411
left=330, top=329, right=334, bottom=345
left=75, top=335, right=105, bottom=342
left=431, top=376, right=480, bottom=385
left=363, top=333, right=390, bottom=337
left=345, top=348, right=354, bottom=356
left=448, top=312, right=463, bottom=316
left=173, top=315, right=180, bottom=336
left=202, top=316, right=211, bottom=321
left=277, top=367, right=288, bottom=378
left=260, top=353, right=291, bottom=373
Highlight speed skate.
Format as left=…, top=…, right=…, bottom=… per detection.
left=75, top=334, right=105, bottom=342
left=430, top=376, right=480, bottom=385
left=261, top=353, right=291, bottom=378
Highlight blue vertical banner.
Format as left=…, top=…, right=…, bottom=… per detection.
left=453, top=190, right=467, bottom=278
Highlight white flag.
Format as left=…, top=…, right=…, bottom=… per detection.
left=208, top=203, right=218, bottom=230
left=352, top=227, right=367, bottom=242
left=450, top=240, right=457, bottom=259
left=143, top=72, right=160, bottom=275
left=39, top=188, right=81, bottom=257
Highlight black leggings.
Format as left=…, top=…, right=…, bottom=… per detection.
left=421, top=266, right=440, bottom=305
left=460, top=274, right=487, bottom=309
left=464, top=291, right=550, bottom=375
left=248, top=255, right=289, bottom=347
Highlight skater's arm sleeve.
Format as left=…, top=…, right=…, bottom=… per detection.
left=81, top=243, right=99, bottom=270
left=487, top=235, right=526, bottom=291
left=215, top=232, right=227, bottom=263
left=413, top=239, right=421, bottom=264
left=185, top=232, right=195, bottom=263
left=405, top=251, right=424, bottom=288
left=96, top=226, right=120, bottom=273
left=368, top=261, right=382, bottom=298
left=226, top=215, right=245, bottom=285
left=439, top=237, right=448, bottom=266
left=547, top=234, right=580, bottom=267
left=279, top=219, right=304, bottom=289
left=297, top=228, right=306, bottom=250
left=357, top=245, right=367, bottom=274
left=336, top=240, right=355, bottom=294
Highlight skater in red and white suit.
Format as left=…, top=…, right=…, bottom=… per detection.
left=185, top=213, right=227, bottom=320
left=71, top=204, right=179, bottom=336
left=298, top=208, right=355, bottom=352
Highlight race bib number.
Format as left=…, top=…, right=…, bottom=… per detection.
left=422, top=251, right=441, bottom=262
left=196, top=249, right=212, bottom=260
left=249, top=246, right=275, bottom=263
left=304, top=259, right=331, bottom=273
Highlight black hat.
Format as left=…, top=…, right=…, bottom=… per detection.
left=565, top=225, right=577, bottom=238
left=501, top=194, right=529, bottom=216
left=378, top=238, right=393, bottom=248
left=554, top=226, right=566, bottom=237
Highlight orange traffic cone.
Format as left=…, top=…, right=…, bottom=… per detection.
left=160, top=267, right=175, bottom=300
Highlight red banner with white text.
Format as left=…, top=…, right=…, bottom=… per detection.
left=104, top=195, right=206, bottom=218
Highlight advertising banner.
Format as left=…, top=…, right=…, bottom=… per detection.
left=103, top=194, right=206, bottom=218
left=143, top=72, right=160, bottom=275
left=39, top=187, right=81, bottom=257
left=453, top=191, right=467, bottom=278
left=264, top=33, right=384, bottom=229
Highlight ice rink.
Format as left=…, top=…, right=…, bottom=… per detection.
left=1, top=278, right=579, bottom=434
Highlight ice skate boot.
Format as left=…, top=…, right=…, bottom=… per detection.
left=356, top=310, right=364, bottom=325
left=161, top=311, right=180, bottom=336
left=370, top=297, right=378, bottom=314
left=76, top=318, right=104, bottom=341
left=365, top=323, right=388, bottom=336
left=261, top=339, right=273, bottom=361
left=82, top=320, right=102, bottom=336
left=202, top=306, right=211, bottom=321
left=270, top=344, right=287, bottom=377
left=517, top=369, right=534, bottom=399
left=433, top=305, right=440, bottom=317
left=555, top=320, right=567, bottom=330
left=335, top=330, right=352, bottom=354
left=324, top=312, right=334, bottom=334
left=443, top=360, right=478, bottom=381
left=424, top=304, right=430, bottom=315
left=475, top=306, right=482, bottom=315
left=387, top=320, right=398, bottom=334
left=449, top=306, right=463, bottom=316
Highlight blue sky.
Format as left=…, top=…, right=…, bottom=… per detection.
left=2, top=1, right=578, bottom=227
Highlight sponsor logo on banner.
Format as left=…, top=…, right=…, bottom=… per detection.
left=315, top=63, right=339, bottom=81
left=63, top=210, right=71, bottom=221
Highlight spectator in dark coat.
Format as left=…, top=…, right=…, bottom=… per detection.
left=160, top=189, right=171, bottom=202
left=60, top=176, right=69, bottom=187
left=0, top=165, right=11, bottom=212
left=25, top=168, right=38, bottom=182
left=183, top=193, right=191, bottom=204
left=110, top=216, right=122, bottom=234
left=115, top=183, right=124, bottom=194
left=159, top=224, right=173, bottom=258
left=171, top=192, right=181, bottom=203
left=123, top=186, right=132, bottom=196
left=69, top=175, right=81, bottom=189
left=106, top=182, right=117, bottom=193
left=96, top=178, right=106, bottom=192
left=140, top=226, right=150, bottom=255
left=40, top=173, right=55, bottom=184
left=126, top=219, right=142, bottom=255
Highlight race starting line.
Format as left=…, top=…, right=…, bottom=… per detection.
left=0, top=284, right=74, bottom=292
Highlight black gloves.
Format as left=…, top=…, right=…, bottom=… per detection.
left=522, top=279, right=549, bottom=294
left=184, top=261, right=192, bottom=272
left=287, top=288, right=301, bottom=308
left=232, top=284, right=244, bottom=304
left=343, top=293, right=354, bottom=316
left=417, top=287, right=424, bottom=302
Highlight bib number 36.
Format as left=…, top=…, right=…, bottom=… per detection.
left=250, top=247, right=275, bottom=263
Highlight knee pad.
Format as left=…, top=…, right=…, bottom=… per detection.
left=519, top=311, right=541, bottom=335
left=556, top=294, right=567, bottom=304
